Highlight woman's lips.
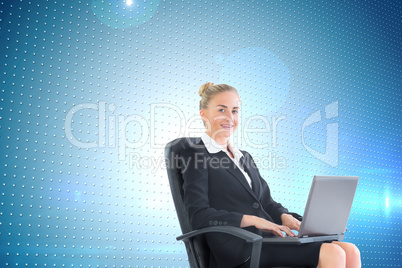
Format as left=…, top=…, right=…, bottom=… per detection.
left=221, top=124, right=233, bottom=129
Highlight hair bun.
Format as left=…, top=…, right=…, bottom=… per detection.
left=198, top=82, right=215, bottom=97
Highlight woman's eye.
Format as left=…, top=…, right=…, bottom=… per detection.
left=219, top=109, right=225, bottom=112
left=233, top=110, right=239, bottom=114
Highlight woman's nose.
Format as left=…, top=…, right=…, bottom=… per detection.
left=226, top=112, right=234, bottom=121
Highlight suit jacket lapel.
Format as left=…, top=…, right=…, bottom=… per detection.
left=227, top=166, right=256, bottom=197
left=214, top=151, right=257, bottom=199
left=197, top=139, right=258, bottom=199
left=240, top=153, right=261, bottom=198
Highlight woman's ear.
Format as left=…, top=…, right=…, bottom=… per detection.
left=200, top=109, right=206, bottom=121
left=200, top=109, right=210, bottom=130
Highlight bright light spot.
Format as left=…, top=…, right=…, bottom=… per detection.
left=385, top=197, right=389, bottom=208
left=126, top=0, right=133, bottom=5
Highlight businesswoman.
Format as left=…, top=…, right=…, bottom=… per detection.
left=180, top=83, right=361, bottom=267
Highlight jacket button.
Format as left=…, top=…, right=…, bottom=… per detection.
left=253, top=202, right=260, bottom=209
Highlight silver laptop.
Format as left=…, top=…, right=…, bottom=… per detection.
left=263, top=175, right=359, bottom=244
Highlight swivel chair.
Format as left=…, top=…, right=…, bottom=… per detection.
left=164, top=137, right=262, bottom=268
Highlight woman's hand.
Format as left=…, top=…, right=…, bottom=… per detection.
left=280, top=213, right=301, bottom=231
left=241, top=215, right=296, bottom=237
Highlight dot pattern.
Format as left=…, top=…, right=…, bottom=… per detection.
left=0, top=0, right=401, bottom=267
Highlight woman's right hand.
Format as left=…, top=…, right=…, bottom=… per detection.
left=241, top=215, right=296, bottom=237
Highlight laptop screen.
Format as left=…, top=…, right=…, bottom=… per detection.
left=298, top=175, right=359, bottom=237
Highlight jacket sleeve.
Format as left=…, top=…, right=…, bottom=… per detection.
left=259, top=179, right=289, bottom=224
left=244, top=152, right=289, bottom=224
left=180, top=147, right=244, bottom=230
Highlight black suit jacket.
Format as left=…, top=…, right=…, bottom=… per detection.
left=180, top=140, right=289, bottom=266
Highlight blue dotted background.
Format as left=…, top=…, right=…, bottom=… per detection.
left=0, top=0, right=400, bottom=267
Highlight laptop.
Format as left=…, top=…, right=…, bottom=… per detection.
left=263, top=175, right=359, bottom=244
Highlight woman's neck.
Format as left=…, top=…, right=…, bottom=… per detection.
left=206, top=132, right=229, bottom=148
left=205, top=132, right=234, bottom=158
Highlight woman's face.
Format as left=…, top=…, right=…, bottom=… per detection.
left=200, top=91, right=240, bottom=143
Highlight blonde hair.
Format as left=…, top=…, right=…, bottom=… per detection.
left=198, top=82, right=238, bottom=110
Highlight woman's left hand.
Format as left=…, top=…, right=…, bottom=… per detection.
left=280, top=214, right=301, bottom=231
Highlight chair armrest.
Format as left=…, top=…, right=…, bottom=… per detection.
left=177, top=225, right=262, bottom=242
left=177, top=226, right=262, bottom=268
